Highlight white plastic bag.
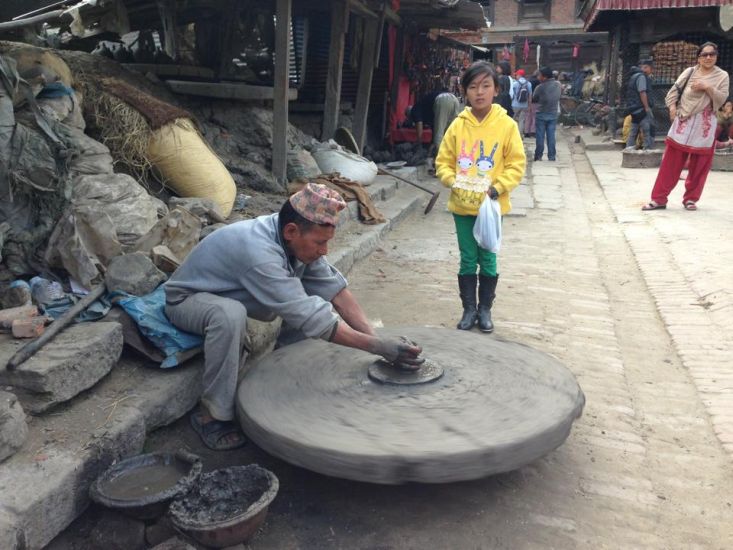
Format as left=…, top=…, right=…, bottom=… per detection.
left=473, top=197, right=502, bottom=253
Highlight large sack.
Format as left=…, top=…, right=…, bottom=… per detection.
left=45, top=173, right=159, bottom=287
left=147, top=118, right=236, bottom=217
left=5, top=47, right=73, bottom=87
left=311, top=146, right=377, bottom=186
left=73, top=173, right=158, bottom=245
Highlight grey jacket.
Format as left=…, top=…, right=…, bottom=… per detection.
left=164, top=213, right=346, bottom=339
left=532, top=79, right=562, bottom=115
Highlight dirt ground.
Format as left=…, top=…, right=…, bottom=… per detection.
left=50, top=135, right=733, bottom=549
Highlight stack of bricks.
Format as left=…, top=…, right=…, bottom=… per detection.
left=0, top=305, right=48, bottom=338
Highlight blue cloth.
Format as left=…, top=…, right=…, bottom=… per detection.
left=42, top=294, right=112, bottom=323
left=36, top=82, right=74, bottom=99
left=535, top=113, right=558, bottom=161
left=114, top=286, right=203, bottom=368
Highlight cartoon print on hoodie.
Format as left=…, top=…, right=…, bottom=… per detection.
left=457, top=139, right=479, bottom=176
left=476, top=142, right=499, bottom=178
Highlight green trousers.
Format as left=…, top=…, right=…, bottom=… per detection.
left=453, top=213, right=498, bottom=277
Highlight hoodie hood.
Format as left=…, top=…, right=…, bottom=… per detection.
left=456, top=104, right=508, bottom=127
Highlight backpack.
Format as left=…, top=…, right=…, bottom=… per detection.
left=516, top=81, right=529, bottom=103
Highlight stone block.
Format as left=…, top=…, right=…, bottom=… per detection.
left=90, top=511, right=146, bottom=550
left=0, top=508, right=22, bottom=550
left=145, top=517, right=177, bottom=547
left=151, top=537, right=197, bottom=550
left=621, top=149, right=662, bottom=169
left=0, top=322, right=123, bottom=414
left=105, top=252, right=167, bottom=296
left=0, top=391, right=27, bottom=462
left=151, top=245, right=181, bottom=273
left=247, top=318, right=282, bottom=362
left=712, top=151, right=733, bottom=171
left=0, top=305, right=39, bottom=330
left=11, top=317, right=46, bottom=339
left=168, top=196, right=224, bottom=221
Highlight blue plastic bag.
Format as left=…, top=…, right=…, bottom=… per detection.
left=473, top=197, right=502, bottom=253
left=113, top=286, right=203, bottom=368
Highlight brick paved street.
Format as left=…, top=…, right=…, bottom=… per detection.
left=341, top=132, right=733, bottom=548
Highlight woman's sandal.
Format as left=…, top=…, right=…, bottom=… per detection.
left=684, top=201, right=698, bottom=211
left=641, top=201, right=666, bottom=211
left=190, top=411, right=246, bottom=451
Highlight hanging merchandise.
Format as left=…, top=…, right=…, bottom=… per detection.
left=523, top=38, right=530, bottom=63
left=572, top=43, right=580, bottom=58
left=536, top=44, right=541, bottom=67
left=502, top=45, right=511, bottom=61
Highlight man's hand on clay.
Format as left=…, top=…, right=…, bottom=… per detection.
left=371, top=336, right=424, bottom=370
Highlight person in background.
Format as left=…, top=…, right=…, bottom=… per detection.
left=532, top=66, right=561, bottom=161
left=624, top=59, right=656, bottom=151
left=524, top=70, right=540, bottom=138
left=496, top=61, right=515, bottom=118
left=435, top=61, right=526, bottom=333
left=511, top=69, right=532, bottom=137
left=405, top=89, right=461, bottom=156
left=715, top=98, right=733, bottom=150
left=642, top=42, right=729, bottom=211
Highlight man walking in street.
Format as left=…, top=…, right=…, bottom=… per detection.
left=532, top=66, right=561, bottom=161
left=164, top=183, right=423, bottom=450
left=511, top=69, right=532, bottom=137
left=624, top=59, right=656, bottom=151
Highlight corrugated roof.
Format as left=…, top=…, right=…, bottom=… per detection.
left=582, top=0, right=731, bottom=30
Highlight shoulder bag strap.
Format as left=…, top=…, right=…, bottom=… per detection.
left=674, top=67, right=694, bottom=107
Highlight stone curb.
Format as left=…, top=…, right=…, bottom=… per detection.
left=0, top=177, right=422, bottom=550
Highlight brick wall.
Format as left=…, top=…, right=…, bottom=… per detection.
left=491, top=0, right=579, bottom=26
left=551, top=0, right=580, bottom=25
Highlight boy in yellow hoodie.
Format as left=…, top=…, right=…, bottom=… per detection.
left=436, top=61, right=526, bottom=333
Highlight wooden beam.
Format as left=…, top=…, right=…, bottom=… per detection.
left=384, top=5, right=400, bottom=26
left=373, top=4, right=386, bottom=67
left=218, top=0, right=238, bottom=78
left=348, top=0, right=377, bottom=19
left=353, top=16, right=380, bottom=151
left=607, top=26, right=621, bottom=106
left=272, top=0, right=292, bottom=185
left=322, top=0, right=349, bottom=140
left=156, top=0, right=177, bottom=59
left=390, top=27, right=404, bottom=106
left=166, top=80, right=298, bottom=100
left=123, top=64, right=215, bottom=79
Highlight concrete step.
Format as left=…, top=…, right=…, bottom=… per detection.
left=0, top=178, right=423, bottom=550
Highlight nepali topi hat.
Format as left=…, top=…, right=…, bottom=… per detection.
left=289, top=182, right=346, bottom=226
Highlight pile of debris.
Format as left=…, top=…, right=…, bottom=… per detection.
left=0, top=40, right=391, bottom=469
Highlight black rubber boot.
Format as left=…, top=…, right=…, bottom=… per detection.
left=477, top=274, right=498, bottom=333
left=457, top=274, right=478, bottom=330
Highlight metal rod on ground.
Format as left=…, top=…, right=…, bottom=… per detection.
left=377, top=168, right=440, bottom=214
left=5, top=284, right=107, bottom=371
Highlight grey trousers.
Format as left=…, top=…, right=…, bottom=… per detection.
left=432, top=93, right=460, bottom=147
left=165, top=293, right=249, bottom=421
left=513, top=107, right=528, bottom=135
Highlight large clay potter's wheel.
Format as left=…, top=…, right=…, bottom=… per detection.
left=237, top=327, right=585, bottom=484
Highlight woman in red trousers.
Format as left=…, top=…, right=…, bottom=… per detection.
left=642, top=42, right=729, bottom=212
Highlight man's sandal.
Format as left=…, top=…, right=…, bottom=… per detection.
left=190, top=411, right=246, bottom=451
left=641, top=201, right=666, bottom=211
left=684, top=201, right=698, bottom=211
